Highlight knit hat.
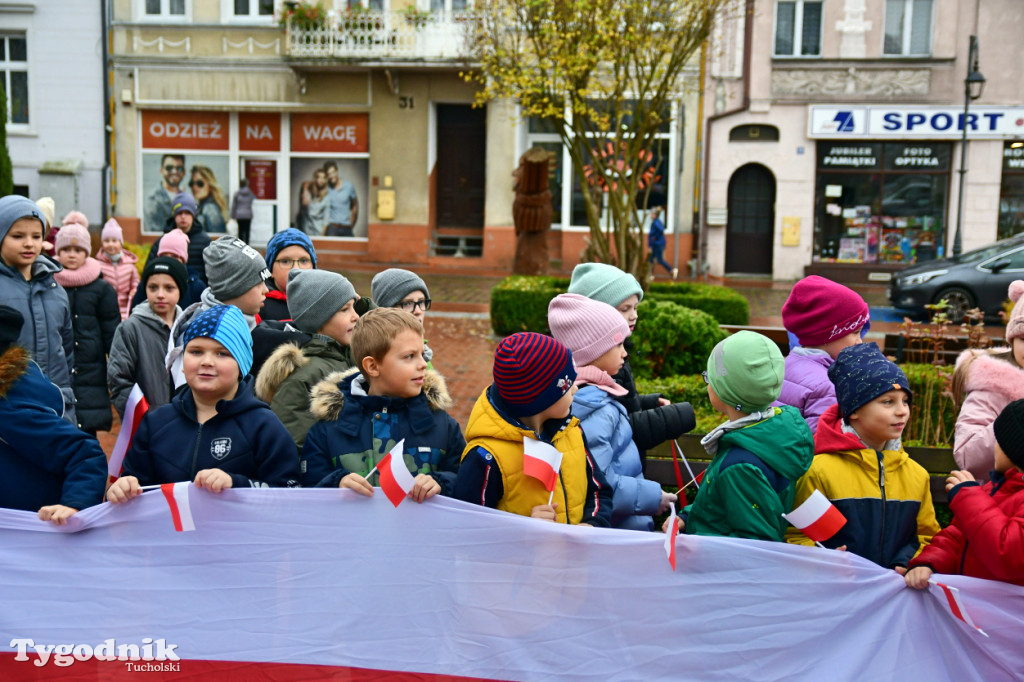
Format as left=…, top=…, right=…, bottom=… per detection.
left=0, top=305, right=24, bottom=354
left=203, top=236, right=270, bottom=301
left=371, top=268, right=430, bottom=309
left=1004, top=280, right=1024, bottom=344
left=141, top=256, right=188, bottom=297
left=567, top=263, right=644, bottom=307
left=0, top=195, right=46, bottom=240
left=828, top=343, right=912, bottom=422
left=547, top=293, right=630, bottom=366
left=55, top=223, right=91, bottom=253
left=172, top=193, right=198, bottom=218
left=706, top=331, right=785, bottom=413
left=35, top=198, right=55, bottom=229
left=63, top=210, right=88, bottom=228
left=158, top=228, right=190, bottom=263
left=182, top=304, right=253, bottom=378
left=782, top=275, right=870, bottom=347
left=492, top=332, right=577, bottom=418
left=101, top=218, right=123, bottom=243
left=264, top=228, right=317, bottom=270
left=287, top=268, right=358, bottom=334
left=993, top=399, right=1024, bottom=470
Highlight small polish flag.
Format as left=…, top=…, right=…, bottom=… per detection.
left=160, top=482, right=195, bottom=532
left=931, top=580, right=988, bottom=637
left=377, top=440, right=416, bottom=508
left=664, top=501, right=679, bottom=571
left=782, top=489, right=847, bottom=543
left=523, top=437, right=563, bottom=492
left=108, top=385, right=149, bottom=484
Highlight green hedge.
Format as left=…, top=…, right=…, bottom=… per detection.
left=630, top=301, right=727, bottom=378
left=489, top=275, right=750, bottom=337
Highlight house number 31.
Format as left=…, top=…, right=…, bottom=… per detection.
left=399, top=96, right=415, bottom=109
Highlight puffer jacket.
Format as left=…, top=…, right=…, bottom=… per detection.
left=0, top=345, right=106, bottom=512
left=0, top=255, right=76, bottom=423
left=787, top=403, right=941, bottom=568
left=775, top=348, right=836, bottom=433
left=122, top=375, right=300, bottom=489
left=953, top=350, right=1024, bottom=480
left=573, top=383, right=663, bottom=531
left=95, top=248, right=139, bottom=321
left=910, top=469, right=1024, bottom=586
left=302, top=368, right=465, bottom=491
left=107, top=301, right=180, bottom=418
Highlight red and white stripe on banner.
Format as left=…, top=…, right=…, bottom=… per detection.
left=159, top=482, right=195, bottom=532
left=107, top=385, right=149, bottom=483
left=931, top=579, right=989, bottom=637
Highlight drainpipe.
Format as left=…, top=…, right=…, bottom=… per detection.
left=101, top=0, right=113, bottom=219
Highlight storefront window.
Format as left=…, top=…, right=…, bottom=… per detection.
left=814, top=141, right=950, bottom=264
left=999, top=141, right=1024, bottom=240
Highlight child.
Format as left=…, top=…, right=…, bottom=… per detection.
left=787, top=343, right=940, bottom=570
left=549, top=293, right=675, bottom=531
left=301, top=308, right=465, bottom=501
left=665, top=331, right=813, bottom=541
left=907, top=398, right=1024, bottom=588
left=148, top=193, right=211, bottom=282
left=777, top=275, right=870, bottom=433
left=0, top=195, right=77, bottom=423
left=260, top=228, right=317, bottom=322
left=371, top=268, right=434, bottom=364
left=95, top=218, right=140, bottom=321
left=53, top=223, right=120, bottom=435
left=257, top=269, right=360, bottom=452
left=646, top=206, right=674, bottom=278
left=35, top=197, right=56, bottom=257
left=129, top=228, right=205, bottom=312
left=454, top=332, right=612, bottom=526
left=0, top=305, right=106, bottom=524
left=950, top=279, right=1024, bottom=480
left=106, top=305, right=300, bottom=502
left=567, top=263, right=695, bottom=472
left=108, top=256, right=187, bottom=416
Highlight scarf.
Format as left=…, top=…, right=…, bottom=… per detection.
left=54, top=257, right=102, bottom=289
left=575, top=365, right=628, bottom=396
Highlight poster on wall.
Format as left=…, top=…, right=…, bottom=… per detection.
left=289, top=157, right=369, bottom=238
left=141, top=153, right=231, bottom=235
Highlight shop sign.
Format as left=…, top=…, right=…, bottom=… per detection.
left=1003, top=143, right=1024, bottom=171
left=883, top=143, right=951, bottom=171
left=291, top=113, right=369, bottom=154
left=239, top=113, right=281, bottom=152
left=244, top=160, right=277, bottom=200
left=817, top=142, right=881, bottom=169
left=809, top=105, right=1024, bottom=139
left=141, top=110, right=230, bottom=150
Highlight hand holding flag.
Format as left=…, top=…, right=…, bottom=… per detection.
left=371, top=440, right=416, bottom=508
left=108, top=385, right=149, bottom=483
left=664, top=501, right=679, bottom=570
left=782, top=489, right=847, bottom=547
left=523, top=437, right=563, bottom=504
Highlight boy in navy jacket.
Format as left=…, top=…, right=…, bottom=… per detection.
left=301, top=308, right=464, bottom=501
left=106, top=305, right=300, bottom=502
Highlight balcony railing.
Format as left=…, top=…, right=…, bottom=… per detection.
left=286, top=10, right=474, bottom=61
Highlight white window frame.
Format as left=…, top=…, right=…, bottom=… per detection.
left=772, top=0, right=823, bottom=58
left=222, top=0, right=277, bottom=23
left=1, top=33, right=30, bottom=132
left=133, top=0, right=191, bottom=22
left=883, top=0, right=933, bottom=57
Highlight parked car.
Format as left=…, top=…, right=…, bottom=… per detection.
left=889, top=235, right=1024, bottom=322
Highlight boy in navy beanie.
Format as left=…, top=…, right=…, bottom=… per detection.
left=787, top=343, right=940, bottom=570
left=454, top=332, right=612, bottom=526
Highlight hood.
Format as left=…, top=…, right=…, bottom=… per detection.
left=1, top=253, right=62, bottom=282
left=95, top=249, right=139, bottom=266
left=255, top=341, right=307, bottom=403
left=465, top=385, right=576, bottom=446
left=309, top=366, right=453, bottom=422
left=174, top=374, right=264, bottom=421
left=0, top=345, right=63, bottom=415
left=131, top=300, right=180, bottom=328
left=571, top=384, right=624, bottom=422
left=959, top=350, right=1024, bottom=403
left=814, top=403, right=908, bottom=472
left=719, top=405, right=814, bottom=481
left=0, top=345, right=31, bottom=399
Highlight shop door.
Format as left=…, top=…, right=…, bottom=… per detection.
left=725, top=163, right=775, bottom=275
left=436, top=104, right=486, bottom=229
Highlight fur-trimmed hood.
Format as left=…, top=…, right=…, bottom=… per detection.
left=960, top=349, right=1024, bottom=404
left=0, top=345, right=30, bottom=399
left=255, top=342, right=307, bottom=403
left=310, top=366, right=453, bottom=422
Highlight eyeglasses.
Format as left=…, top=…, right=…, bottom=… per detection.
left=701, top=370, right=709, bottom=384
left=189, top=180, right=205, bottom=189
left=164, top=165, right=185, bottom=173
left=397, top=298, right=431, bottom=313
left=275, top=258, right=313, bottom=268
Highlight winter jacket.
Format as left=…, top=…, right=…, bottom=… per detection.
left=260, top=287, right=292, bottom=322
left=95, top=248, right=140, bottom=321
left=454, top=386, right=612, bottom=527
left=108, top=301, right=180, bottom=418
left=0, top=345, right=106, bottom=512
left=648, top=216, right=666, bottom=249
left=122, top=375, right=301, bottom=489
left=573, top=383, right=663, bottom=531
left=953, top=350, right=1024, bottom=480
left=302, top=368, right=465, bottom=492
left=148, top=217, right=211, bottom=283
left=256, top=335, right=355, bottom=452
left=130, top=263, right=205, bottom=313
left=251, top=319, right=311, bottom=378
left=55, top=259, right=120, bottom=433
left=775, top=348, right=836, bottom=433
left=230, top=186, right=255, bottom=221
left=0, top=255, right=76, bottom=423
left=910, top=469, right=1024, bottom=586
left=683, top=406, right=814, bottom=541
left=787, top=403, right=941, bottom=568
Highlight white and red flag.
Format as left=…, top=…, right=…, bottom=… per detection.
left=108, top=385, right=149, bottom=483
left=782, top=489, right=847, bottom=543
left=931, top=579, right=989, bottom=637
left=664, top=501, right=679, bottom=571
left=377, top=440, right=415, bottom=508
left=159, top=482, right=195, bottom=532
left=523, top=437, right=563, bottom=492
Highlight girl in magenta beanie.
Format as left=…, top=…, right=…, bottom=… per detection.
left=95, top=218, right=139, bottom=321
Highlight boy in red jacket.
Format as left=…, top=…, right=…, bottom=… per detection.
left=907, top=398, right=1024, bottom=588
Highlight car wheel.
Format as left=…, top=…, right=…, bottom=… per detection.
left=934, top=287, right=975, bottom=323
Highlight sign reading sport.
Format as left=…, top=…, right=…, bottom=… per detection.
left=809, top=105, right=1024, bottom=139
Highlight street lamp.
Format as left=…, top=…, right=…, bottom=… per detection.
left=953, top=35, right=986, bottom=258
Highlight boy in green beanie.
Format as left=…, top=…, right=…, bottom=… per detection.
left=664, top=331, right=814, bottom=541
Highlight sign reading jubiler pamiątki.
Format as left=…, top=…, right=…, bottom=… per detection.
left=809, top=105, right=1024, bottom=139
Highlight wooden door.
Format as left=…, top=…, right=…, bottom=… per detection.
left=725, top=163, right=775, bottom=275
left=436, top=104, right=486, bottom=228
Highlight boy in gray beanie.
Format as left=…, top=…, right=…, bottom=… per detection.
left=371, top=268, right=434, bottom=365
left=256, top=268, right=361, bottom=452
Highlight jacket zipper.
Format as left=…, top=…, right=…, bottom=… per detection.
left=189, top=423, right=204, bottom=478
left=877, top=451, right=887, bottom=566
left=559, top=470, right=569, bottom=524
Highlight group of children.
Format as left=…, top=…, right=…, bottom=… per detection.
left=1, top=188, right=1021, bottom=592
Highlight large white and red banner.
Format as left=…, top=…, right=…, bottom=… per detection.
left=1, top=489, right=1022, bottom=680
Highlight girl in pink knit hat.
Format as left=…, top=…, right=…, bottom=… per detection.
left=95, top=218, right=139, bottom=321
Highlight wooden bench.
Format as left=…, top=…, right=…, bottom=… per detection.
left=721, top=325, right=789, bottom=355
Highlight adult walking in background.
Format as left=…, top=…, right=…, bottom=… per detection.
left=231, top=179, right=256, bottom=244
left=647, top=206, right=675, bottom=279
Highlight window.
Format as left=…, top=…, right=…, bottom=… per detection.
left=774, top=1, right=822, bottom=57
left=144, top=0, right=187, bottom=17
left=1, top=35, right=28, bottom=125
left=233, top=0, right=274, bottom=16
left=884, top=0, right=932, bottom=56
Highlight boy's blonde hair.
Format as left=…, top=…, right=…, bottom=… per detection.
left=351, top=307, right=424, bottom=378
